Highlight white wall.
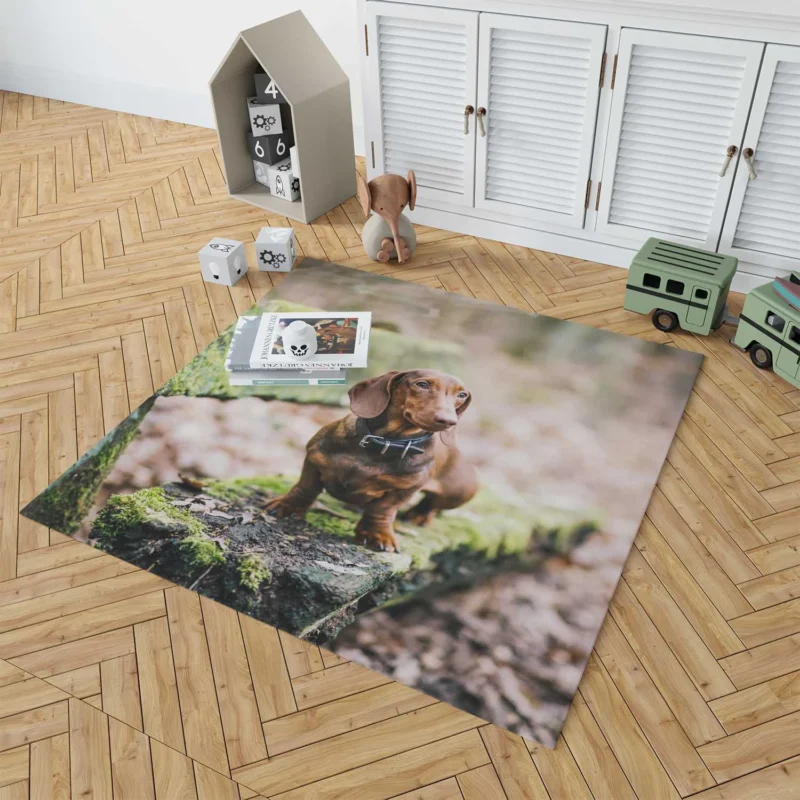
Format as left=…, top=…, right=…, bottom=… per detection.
left=0, top=0, right=365, bottom=154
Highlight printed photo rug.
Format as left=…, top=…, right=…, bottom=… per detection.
left=22, top=259, right=702, bottom=747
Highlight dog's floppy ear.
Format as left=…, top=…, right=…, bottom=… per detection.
left=348, top=371, right=402, bottom=418
left=440, top=391, right=471, bottom=446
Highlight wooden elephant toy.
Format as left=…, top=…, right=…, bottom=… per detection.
left=356, top=171, right=417, bottom=263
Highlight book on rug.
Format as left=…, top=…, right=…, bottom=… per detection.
left=226, top=315, right=347, bottom=385
left=249, top=311, right=371, bottom=370
left=229, top=369, right=346, bottom=386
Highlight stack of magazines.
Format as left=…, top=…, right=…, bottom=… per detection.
left=225, top=312, right=371, bottom=386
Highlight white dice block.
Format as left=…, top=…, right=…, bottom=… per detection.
left=267, top=158, right=300, bottom=201
left=253, top=160, right=271, bottom=189
left=199, top=237, right=246, bottom=286
left=289, top=145, right=300, bottom=178
left=247, top=97, right=290, bottom=137
left=255, top=226, right=297, bottom=272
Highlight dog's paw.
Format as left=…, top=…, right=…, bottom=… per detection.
left=264, top=496, right=305, bottom=519
left=357, top=530, right=400, bottom=553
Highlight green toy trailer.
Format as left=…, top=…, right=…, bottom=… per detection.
left=624, top=238, right=738, bottom=335
left=733, top=275, right=800, bottom=383
left=624, top=238, right=800, bottom=390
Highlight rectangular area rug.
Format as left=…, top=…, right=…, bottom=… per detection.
left=22, top=259, right=702, bottom=747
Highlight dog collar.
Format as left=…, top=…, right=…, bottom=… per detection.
left=357, top=419, right=433, bottom=459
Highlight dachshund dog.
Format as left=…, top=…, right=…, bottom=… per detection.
left=264, top=369, right=478, bottom=552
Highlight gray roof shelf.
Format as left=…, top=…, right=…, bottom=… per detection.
left=210, top=11, right=356, bottom=223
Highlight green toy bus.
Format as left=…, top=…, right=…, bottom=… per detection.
left=733, top=278, right=800, bottom=384
left=624, top=238, right=800, bottom=389
left=624, top=238, right=738, bottom=335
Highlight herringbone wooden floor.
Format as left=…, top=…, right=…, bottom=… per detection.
left=1, top=92, right=800, bottom=799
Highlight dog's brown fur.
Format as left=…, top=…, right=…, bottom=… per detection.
left=264, top=369, right=478, bottom=552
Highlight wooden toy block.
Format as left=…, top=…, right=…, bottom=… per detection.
left=253, top=160, right=271, bottom=189
left=254, top=71, right=288, bottom=104
left=267, top=158, right=300, bottom=201
left=248, top=129, right=294, bottom=165
left=255, top=226, right=296, bottom=272
left=198, top=237, right=247, bottom=286
left=247, top=97, right=292, bottom=137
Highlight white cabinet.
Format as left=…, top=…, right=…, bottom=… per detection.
left=361, top=1, right=800, bottom=286
left=474, top=15, right=607, bottom=227
left=595, top=29, right=763, bottom=248
left=719, top=44, right=800, bottom=272
left=364, top=2, right=478, bottom=206
left=364, top=4, right=606, bottom=222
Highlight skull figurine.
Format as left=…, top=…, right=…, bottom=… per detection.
left=282, top=321, right=318, bottom=360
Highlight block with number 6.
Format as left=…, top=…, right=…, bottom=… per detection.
left=248, top=130, right=294, bottom=166
left=254, top=72, right=288, bottom=104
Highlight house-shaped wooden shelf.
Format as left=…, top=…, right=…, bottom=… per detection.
left=210, top=11, right=355, bottom=223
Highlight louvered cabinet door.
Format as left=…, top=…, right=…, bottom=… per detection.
left=596, top=29, right=764, bottom=248
left=474, top=15, right=607, bottom=227
left=719, top=45, right=800, bottom=271
left=364, top=1, right=478, bottom=207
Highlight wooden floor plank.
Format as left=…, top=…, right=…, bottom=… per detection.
left=198, top=597, right=267, bottom=769
left=29, top=733, right=70, bottom=799
left=134, top=616, right=186, bottom=754
left=164, top=588, right=229, bottom=775
left=69, top=698, right=113, bottom=798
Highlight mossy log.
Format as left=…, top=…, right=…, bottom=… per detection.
left=21, top=397, right=156, bottom=534
left=90, top=476, right=598, bottom=642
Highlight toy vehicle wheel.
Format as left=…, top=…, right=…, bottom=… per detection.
left=652, top=309, right=679, bottom=332
left=749, top=344, right=773, bottom=370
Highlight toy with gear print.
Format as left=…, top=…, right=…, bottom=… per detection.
left=247, top=97, right=291, bottom=137
left=255, top=226, right=297, bottom=273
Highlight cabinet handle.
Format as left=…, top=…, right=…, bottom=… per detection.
left=476, top=107, right=486, bottom=137
left=743, top=147, right=757, bottom=180
left=719, top=145, right=737, bottom=177
left=463, top=105, right=474, bottom=135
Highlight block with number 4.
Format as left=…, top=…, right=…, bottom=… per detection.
left=247, top=97, right=291, bottom=137
left=256, top=226, right=297, bottom=272
left=198, top=237, right=247, bottom=286
left=247, top=129, right=294, bottom=166
left=254, top=72, right=287, bottom=104
left=267, top=158, right=300, bottom=201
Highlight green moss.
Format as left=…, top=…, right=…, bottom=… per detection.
left=203, top=476, right=294, bottom=503
left=305, top=510, right=356, bottom=537
left=93, top=486, right=206, bottom=544
left=21, top=397, right=156, bottom=534
left=237, top=554, right=272, bottom=592
left=177, top=534, right=225, bottom=570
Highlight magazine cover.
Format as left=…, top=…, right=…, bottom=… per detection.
left=250, top=312, right=371, bottom=369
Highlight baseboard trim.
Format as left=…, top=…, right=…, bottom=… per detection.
left=0, top=62, right=366, bottom=156
left=0, top=62, right=217, bottom=128
left=408, top=205, right=778, bottom=296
